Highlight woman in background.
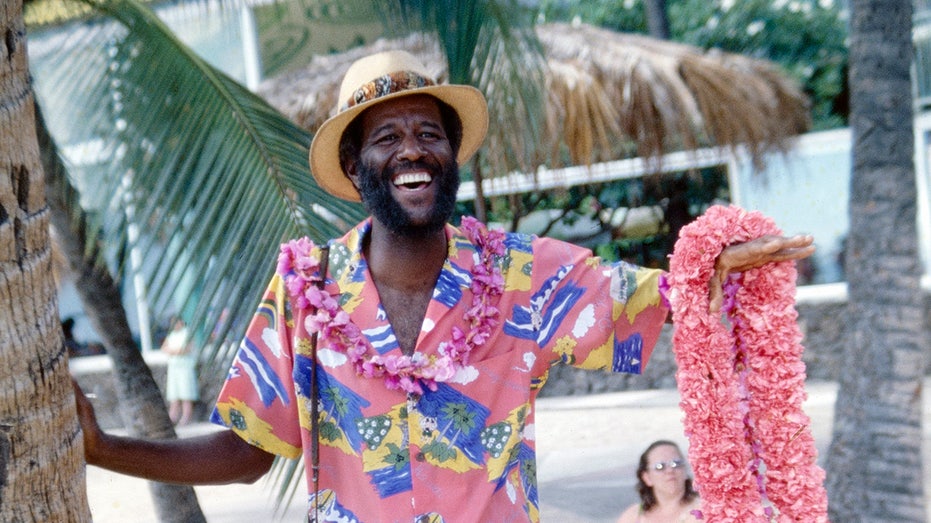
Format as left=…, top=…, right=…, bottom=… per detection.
left=616, top=440, right=701, bottom=523
left=161, top=317, right=199, bottom=426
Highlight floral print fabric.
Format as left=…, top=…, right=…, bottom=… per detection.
left=211, top=219, right=668, bottom=522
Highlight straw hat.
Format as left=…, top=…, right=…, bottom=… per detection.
left=308, top=50, right=489, bottom=201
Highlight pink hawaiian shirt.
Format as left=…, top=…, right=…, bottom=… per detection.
left=212, top=219, right=668, bottom=522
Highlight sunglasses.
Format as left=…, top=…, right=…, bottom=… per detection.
left=650, top=459, right=685, bottom=472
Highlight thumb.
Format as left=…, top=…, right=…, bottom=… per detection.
left=708, top=271, right=724, bottom=313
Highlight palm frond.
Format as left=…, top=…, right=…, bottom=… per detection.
left=32, top=0, right=365, bottom=363
left=473, top=1, right=548, bottom=176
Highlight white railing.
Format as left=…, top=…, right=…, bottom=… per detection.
left=457, top=147, right=731, bottom=201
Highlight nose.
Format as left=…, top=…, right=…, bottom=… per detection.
left=396, top=133, right=426, bottom=162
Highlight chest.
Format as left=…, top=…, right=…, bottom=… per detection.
left=377, top=285, right=434, bottom=355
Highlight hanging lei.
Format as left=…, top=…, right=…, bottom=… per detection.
left=665, top=205, right=828, bottom=522
left=276, top=216, right=506, bottom=395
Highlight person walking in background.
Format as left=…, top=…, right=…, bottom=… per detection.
left=616, top=440, right=701, bottom=523
left=160, top=317, right=199, bottom=426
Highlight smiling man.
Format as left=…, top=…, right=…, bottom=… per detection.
left=74, top=51, right=815, bottom=523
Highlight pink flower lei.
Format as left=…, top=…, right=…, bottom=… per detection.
left=666, top=205, right=828, bottom=522
left=276, top=216, right=505, bottom=395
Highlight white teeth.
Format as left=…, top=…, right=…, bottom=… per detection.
left=393, top=173, right=432, bottom=187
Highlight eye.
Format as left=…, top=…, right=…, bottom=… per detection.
left=374, top=133, right=397, bottom=144
left=651, top=459, right=685, bottom=471
left=418, top=123, right=446, bottom=141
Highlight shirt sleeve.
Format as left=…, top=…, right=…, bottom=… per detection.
left=524, top=236, right=669, bottom=375
left=210, top=274, right=303, bottom=459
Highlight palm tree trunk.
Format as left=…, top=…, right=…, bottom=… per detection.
left=35, top=104, right=207, bottom=522
left=470, top=154, right=487, bottom=223
left=825, top=1, right=927, bottom=521
left=0, top=2, right=91, bottom=519
left=644, top=0, right=670, bottom=40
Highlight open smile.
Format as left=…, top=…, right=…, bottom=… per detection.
left=392, top=171, right=433, bottom=191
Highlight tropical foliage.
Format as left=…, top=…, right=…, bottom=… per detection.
left=30, top=0, right=367, bottom=370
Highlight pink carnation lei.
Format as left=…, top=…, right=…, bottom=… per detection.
left=667, top=205, right=828, bottom=522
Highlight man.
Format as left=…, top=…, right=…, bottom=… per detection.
left=74, top=51, right=814, bottom=522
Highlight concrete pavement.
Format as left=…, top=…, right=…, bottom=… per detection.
left=83, top=380, right=923, bottom=522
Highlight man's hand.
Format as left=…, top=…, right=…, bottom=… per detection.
left=709, top=234, right=815, bottom=312
left=72, top=378, right=104, bottom=463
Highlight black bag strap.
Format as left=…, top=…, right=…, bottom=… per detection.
left=309, top=244, right=329, bottom=522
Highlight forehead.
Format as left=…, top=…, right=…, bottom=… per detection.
left=358, top=94, right=443, bottom=133
left=646, top=444, right=681, bottom=462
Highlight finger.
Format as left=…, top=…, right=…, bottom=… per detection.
left=71, top=378, right=97, bottom=423
left=722, top=239, right=816, bottom=274
left=782, top=234, right=815, bottom=248
left=753, top=235, right=814, bottom=256
left=72, top=379, right=102, bottom=460
left=72, top=378, right=88, bottom=400
left=708, top=272, right=724, bottom=313
left=772, top=244, right=817, bottom=261
left=71, top=378, right=87, bottom=406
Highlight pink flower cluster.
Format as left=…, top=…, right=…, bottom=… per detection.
left=276, top=218, right=505, bottom=395
left=667, top=205, right=828, bottom=522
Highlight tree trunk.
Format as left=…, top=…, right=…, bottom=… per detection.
left=35, top=107, right=207, bottom=522
left=470, top=154, right=487, bottom=223
left=0, top=1, right=92, bottom=520
left=644, top=0, right=670, bottom=40
left=825, top=1, right=927, bottom=521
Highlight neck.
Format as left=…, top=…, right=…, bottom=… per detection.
left=365, top=218, right=448, bottom=290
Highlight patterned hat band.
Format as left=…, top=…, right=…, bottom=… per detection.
left=341, top=71, right=437, bottom=112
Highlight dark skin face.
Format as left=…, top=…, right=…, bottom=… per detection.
left=344, top=95, right=460, bottom=237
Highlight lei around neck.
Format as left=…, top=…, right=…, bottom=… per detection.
left=666, top=205, right=828, bottom=522
left=276, top=217, right=506, bottom=395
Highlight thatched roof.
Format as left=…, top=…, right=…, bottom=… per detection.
left=258, top=22, right=810, bottom=177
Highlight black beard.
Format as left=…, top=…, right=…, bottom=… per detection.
left=355, top=159, right=460, bottom=238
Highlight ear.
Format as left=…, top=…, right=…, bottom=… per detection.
left=343, top=159, right=361, bottom=190
left=641, top=471, right=654, bottom=488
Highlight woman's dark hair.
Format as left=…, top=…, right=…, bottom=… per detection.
left=338, top=95, right=464, bottom=173
left=635, top=440, right=698, bottom=512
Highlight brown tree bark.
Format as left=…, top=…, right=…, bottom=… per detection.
left=826, top=0, right=927, bottom=521
left=0, top=1, right=91, bottom=520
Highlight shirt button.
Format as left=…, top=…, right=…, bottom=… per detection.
left=416, top=452, right=426, bottom=462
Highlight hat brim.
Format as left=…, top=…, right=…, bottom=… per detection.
left=309, top=84, right=489, bottom=202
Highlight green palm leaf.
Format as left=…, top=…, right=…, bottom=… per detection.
left=33, top=0, right=365, bottom=362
